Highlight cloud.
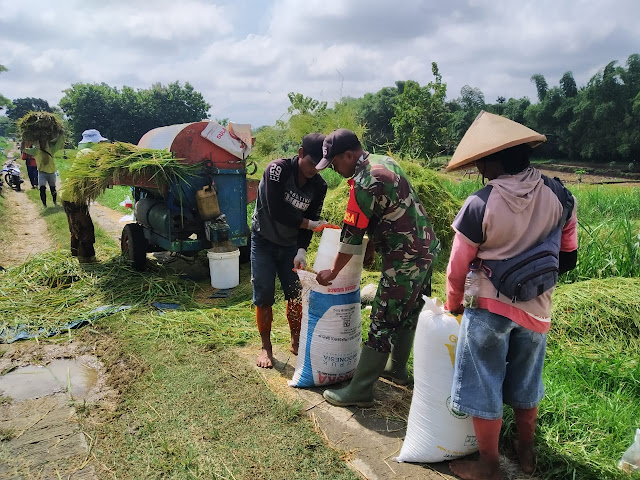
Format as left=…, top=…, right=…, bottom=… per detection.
left=0, top=0, right=639, bottom=127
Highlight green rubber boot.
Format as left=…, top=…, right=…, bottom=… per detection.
left=323, top=346, right=388, bottom=407
left=381, top=329, right=415, bottom=385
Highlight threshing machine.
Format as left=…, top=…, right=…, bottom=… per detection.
left=113, top=121, right=259, bottom=270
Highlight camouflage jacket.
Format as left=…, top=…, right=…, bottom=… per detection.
left=338, top=153, right=439, bottom=272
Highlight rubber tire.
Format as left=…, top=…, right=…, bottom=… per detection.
left=121, top=223, right=147, bottom=271
left=15, top=176, right=20, bottom=192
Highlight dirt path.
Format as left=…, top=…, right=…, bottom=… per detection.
left=252, top=346, right=539, bottom=480
left=537, top=167, right=640, bottom=186
left=0, top=182, right=55, bottom=270
left=0, top=143, right=104, bottom=479
left=89, top=202, right=127, bottom=242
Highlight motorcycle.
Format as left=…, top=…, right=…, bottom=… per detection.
left=2, top=160, right=24, bottom=192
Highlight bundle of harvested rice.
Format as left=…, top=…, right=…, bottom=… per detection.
left=17, top=111, right=65, bottom=148
left=552, top=277, right=640, bottom=342
left=63, top=142, right=200, bottom=203
left=0, top=251, right=202, bottom=337
left=321, top=159, right=461, bottom=249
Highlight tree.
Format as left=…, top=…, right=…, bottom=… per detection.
left=6, top=97, right=53, bottom=121
left=495, top=97, right=530, bottom=125
left=391, top=63, right=451, bottom=159
left=530, top=74, right=549, bottom=102
left=559, top=72, right=578, bottom=98
left=568, top=60, right=628, bottom=162
left=491, top=96, right=507, bottom=115
left=285, top=93, right=364, bottom=149
left=59, top=81, right=211, bottom=144
left=0, top=65, right=12, bottom=111
left=450, top=85, right=485, bottom=144
left=0, top=116, right=16, bottom=137
left=287, top=92, right=327, bottom=115
left=354, top=83, right=402, bottom=152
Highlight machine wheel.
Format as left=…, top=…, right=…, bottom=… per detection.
left=121, top=223, right=147, bottom=271
left=4, top=174, right=10, bottom=187
left=15, top=177, right=21, bottom=192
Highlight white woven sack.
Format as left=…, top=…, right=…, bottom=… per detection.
left=287, top=270, right=362, bottom=387
left=396, top=297, right=478, bottom=463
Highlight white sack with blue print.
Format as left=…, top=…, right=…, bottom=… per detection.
left=288, top=229, right=367, bottom=388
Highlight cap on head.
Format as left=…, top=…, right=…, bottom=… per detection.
left=446, top=111, right=546, bottom=172
left=301, top=133, right=326, bottom=165
left=79, top=129, right=108, bottom=145
left=315, top=129, right=361, bottom=171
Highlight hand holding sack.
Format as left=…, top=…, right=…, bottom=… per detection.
left=288, top=228, right=367, bottom=388
left=303, top=218, right=327, bottom=231
left=293, top=248, right=307, bottom=270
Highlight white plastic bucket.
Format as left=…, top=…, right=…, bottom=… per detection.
left=207, top=248, right=240, bottom=289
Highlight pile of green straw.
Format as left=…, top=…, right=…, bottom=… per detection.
left=321, top=159, right=461, bottom=249
left=0, top=251, right=201, bottom=336
left=63, top=142, right=199, bottom=203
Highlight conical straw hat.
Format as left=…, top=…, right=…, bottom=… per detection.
left=446, top=111, right=546, bottom=172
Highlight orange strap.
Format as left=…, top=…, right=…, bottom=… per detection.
left=343, top=178, right=369, bottom=229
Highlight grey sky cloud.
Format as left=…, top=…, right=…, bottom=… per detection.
left=1, top=0, right=638, bottom=128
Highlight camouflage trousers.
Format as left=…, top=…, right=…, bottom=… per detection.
left=367, top=265, right=432, bottom=353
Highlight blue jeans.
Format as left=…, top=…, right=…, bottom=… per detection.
left=250, top=231, right=301, bottom=307
left=450, top=308, right=547, bottom=420
left=26, top=165, right=38, bottom=187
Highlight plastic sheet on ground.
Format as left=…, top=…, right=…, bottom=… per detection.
left=0, top=305, right=131, bottom=344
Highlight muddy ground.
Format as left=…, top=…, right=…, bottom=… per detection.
left=0, top=337, right=130, bottom=480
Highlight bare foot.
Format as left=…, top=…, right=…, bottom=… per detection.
left=290, top=338, right=299, bottom=355
left=256, top=348, right=274, bottom=368
left=516, top=442, right=536, bottom=474
left=449, top=458, right=502, bottom=480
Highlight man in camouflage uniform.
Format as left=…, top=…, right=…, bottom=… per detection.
left=316, top=129, right=439, bottom=407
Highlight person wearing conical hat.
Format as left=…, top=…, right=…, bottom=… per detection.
left=444, top=112, right=578, bottom=480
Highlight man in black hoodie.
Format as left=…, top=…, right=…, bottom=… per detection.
left=251, top=133, right=328, bottom=368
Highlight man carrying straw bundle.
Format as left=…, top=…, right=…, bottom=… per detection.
left=444, top=112, right=578, bottom=480
left=60, top=129, right=109, bottom=263
left=19, top=111, right=65, bottom=207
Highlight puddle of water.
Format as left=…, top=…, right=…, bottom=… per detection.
left=0, top=359, right=98, bottom=401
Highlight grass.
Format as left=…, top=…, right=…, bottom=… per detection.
left=96, top=184, right=134, bottom=213
left=6, top=188, right=357, bottom=478
left=52, top=148, right=132, bottom=213
left=3, top=151, right=640, bottom=479
left=0, top=138, right=15, bottom=261
left=0, top=427, right=16, bottom=441
left=528, top=278, right=640, bottom=479
left=94, top=320, right=357, bottom=479
left=445, top=178, right=640, bottom=281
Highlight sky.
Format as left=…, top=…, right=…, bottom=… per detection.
left=1, top=0, right=639, bottom=130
